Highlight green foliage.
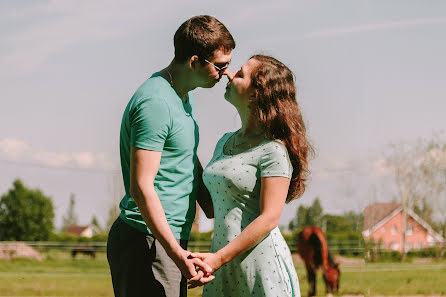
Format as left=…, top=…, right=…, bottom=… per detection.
left=62, top=194, right=78, bottom=231
left=324, top=211, right=364, bottom=233
left=407, top=247, right=446, bottom=259
left=49, top=232, right=108, bottom=242
left=189, top=230, right=213, bottom=242
left=90, top=215, right=103, bottom=233
left=0, top=179, right=55, bottom=241
left=91, top=233, right=108, bottom=242
left=288, top=197, right=324, bottom=231
left=281, top=231, right=296, bottom=243
left=105, top=204, right=120, bottom=232
left=306, top=197, right=323, bottom=226
left=49, top=232, right=79, bottom=242
left=326, top=231, right=365, bottom=257
left=379, top=250, right=403, bottom=262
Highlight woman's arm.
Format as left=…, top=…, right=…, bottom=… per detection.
left=188, top=176, right=289, bottom=287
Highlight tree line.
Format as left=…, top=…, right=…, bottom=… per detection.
left=0, top=179, right=117, bottom=241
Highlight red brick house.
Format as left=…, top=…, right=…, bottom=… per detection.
left=362, top=202, right=444, bottom=252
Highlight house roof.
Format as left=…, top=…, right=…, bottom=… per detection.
left=362, top=202, right=444, bottom=242
left=66, top=225, right=90, bottom=235
left=363, top=202, right=400, bottom=231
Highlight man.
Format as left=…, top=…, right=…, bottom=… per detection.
left=107, top=15, right=235, bottom=297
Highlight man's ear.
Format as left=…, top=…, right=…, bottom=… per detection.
left=189, top=55, right=199, bottom=69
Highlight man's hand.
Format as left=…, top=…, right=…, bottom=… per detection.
left=187, top=252, right=224, bottom=288
left=187, top=269, right=215, bottom=289
left=170, top=248, right=213, bottom=280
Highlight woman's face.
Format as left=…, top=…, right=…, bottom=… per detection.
left=224, top=58, right=259, bottom=107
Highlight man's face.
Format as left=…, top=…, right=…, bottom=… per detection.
left=195, top=49, right=232, bottom=88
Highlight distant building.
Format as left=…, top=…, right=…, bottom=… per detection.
left=66, top=225, right=100, bottom=238
left=362, top=202, right=444, bottom=252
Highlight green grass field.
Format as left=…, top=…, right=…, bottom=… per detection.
left=1, top=252, right=445, bottom=296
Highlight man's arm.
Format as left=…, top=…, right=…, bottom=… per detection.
left=196, top=159, right=214, bottom=218
left=129, top=147, right=212, bottom=278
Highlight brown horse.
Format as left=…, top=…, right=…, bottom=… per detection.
left=296, top=226, right=340, bottom=296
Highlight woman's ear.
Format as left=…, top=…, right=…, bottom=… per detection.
left=189, top=55, right=199, bottom=69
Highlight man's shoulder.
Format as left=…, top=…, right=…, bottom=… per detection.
left=133, top=73, right=170, bottom=100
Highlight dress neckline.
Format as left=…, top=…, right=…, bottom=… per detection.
left=220, top=132, right=270, bottom=157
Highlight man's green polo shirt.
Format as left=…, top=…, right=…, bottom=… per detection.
left=118, top=72, right=199, bottom=240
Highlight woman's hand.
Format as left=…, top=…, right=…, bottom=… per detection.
left=187, top=252, right=224, bottom=288
left=170, top=248, right=213, bottom=280
left=191, top=252, right=224, bottom=273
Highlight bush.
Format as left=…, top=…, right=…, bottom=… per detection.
left=189, top=230, right=213, bottom=242
left=49, top=232, right=108, bottom=243
left=49, top=232, right=79, bottom=242
left=326, top=231, right=365, bottom=257
left=407, top=246, right=445, bottom=259
left=378, top=250, right=403, bottom=262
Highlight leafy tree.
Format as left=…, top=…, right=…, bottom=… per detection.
left=288, top=197, right=324, bottom=231
left=413, top=197, right=435, bottom=227
left=385, top=132, right=446, bottom=259
left=306, top=197, right=323, bottom=227
left=90, top=215, right=103, bottom=233
left=0, top=179, right=54, bottom=241
left=62, top=193, right=78, bottom=231
left=324, top=214, right=352, bottom=233
left=105, top=203, right=120, bottom=232
left=323, top=211, right=364, bottom=233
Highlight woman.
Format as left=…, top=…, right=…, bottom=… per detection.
left=190, top=55, right=313, bottom=296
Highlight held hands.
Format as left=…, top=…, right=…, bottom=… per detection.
left=187, top=252, right=224, bottom=289
left=171, top=248, right=213, bottom=280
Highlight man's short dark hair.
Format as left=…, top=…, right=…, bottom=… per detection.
left=174, top=15, right=235, bottom=63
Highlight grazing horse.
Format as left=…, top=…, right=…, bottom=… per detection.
left=296, top=226, right=340, bottom=297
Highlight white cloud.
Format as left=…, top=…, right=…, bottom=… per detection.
left=311, top=154, right=399, bottom=179
left=32, top=151, right=72, bottom=168
left=0, top=137, right=115, bottom=171
left=304, top=17, right=446, bottom=39
left=371, top=159, right=392, bottom=177
left=0, top=138, right=31, bottom=159
left=72, top=152, right=95, bottom=168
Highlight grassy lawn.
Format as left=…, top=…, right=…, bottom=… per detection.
left=1, top=252, right=445, bottom=296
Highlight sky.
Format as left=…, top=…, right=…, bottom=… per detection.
left=1, top=0, right=445, bottom=232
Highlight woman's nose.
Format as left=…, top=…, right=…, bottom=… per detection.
left=225, top=70, right=236, bottom=81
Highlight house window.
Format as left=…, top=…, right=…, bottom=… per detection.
left=390, top=242, right=399, bottom=250
left=406, top=242, right=412, bottom=250
left=381, top=227, right=386, bottom=233
left=416, top=242, right=422, bottom=249
left=391, top=225, right=397, bottom=235
left=407, top=225, right=413, bottom=235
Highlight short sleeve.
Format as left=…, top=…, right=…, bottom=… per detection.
left=130, top=97, right=170, bottom=151
left=259, top=141, right=293, bottom=178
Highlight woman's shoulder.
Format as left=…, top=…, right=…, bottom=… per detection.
left=258, top=139, right=289, bottom=155
left=258, top=139, right=293, bottom=178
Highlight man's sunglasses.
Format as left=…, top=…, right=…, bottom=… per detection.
left=204, top=59, right=229, bottom=72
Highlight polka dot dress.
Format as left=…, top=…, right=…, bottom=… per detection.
left=202, top=132, right=300, bottom=297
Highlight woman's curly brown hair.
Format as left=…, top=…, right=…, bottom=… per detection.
left=250, top=54, right=314, bottom=202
